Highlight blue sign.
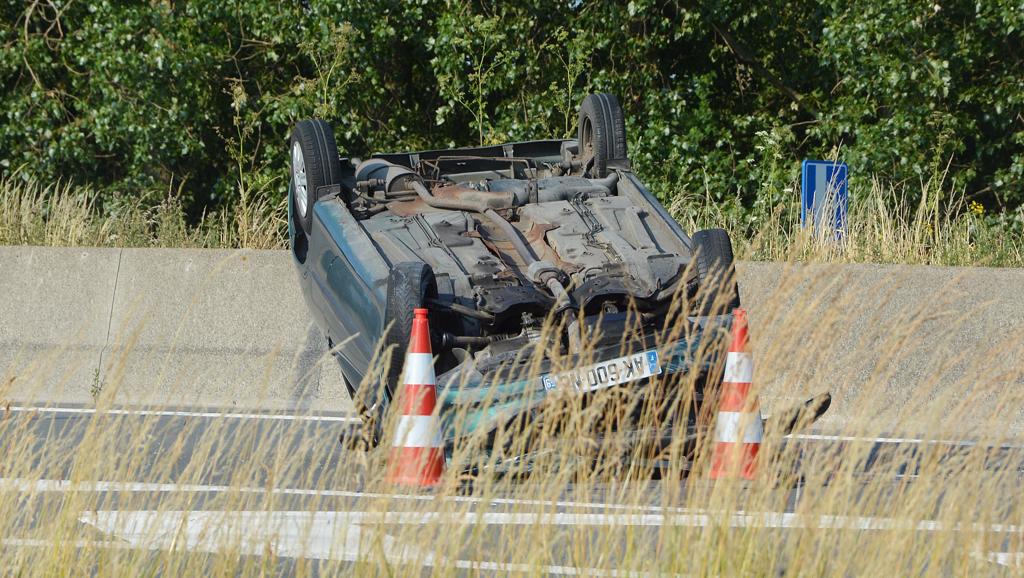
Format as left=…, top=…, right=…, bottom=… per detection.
left=645, top=351, right=660, bottom=374
left=801, top=160, right=848, bottom=238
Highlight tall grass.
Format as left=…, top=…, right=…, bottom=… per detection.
left=1, top=267, right=1022, bottom=575
left=669, top=174, right=1024, bottom=267
left=0, top=174, right=287, bottom=250
left=3, top=170, right=1022, bottom=266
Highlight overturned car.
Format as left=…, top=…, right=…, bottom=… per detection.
left=288, top=94, right=825, bottom=462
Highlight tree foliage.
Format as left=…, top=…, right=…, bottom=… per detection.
left=2, top=0, right=1021, bottom=218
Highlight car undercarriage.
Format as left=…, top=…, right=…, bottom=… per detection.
left=349, top=150, right=700, bottom=365
left=287, top=93, right=827, bottom=456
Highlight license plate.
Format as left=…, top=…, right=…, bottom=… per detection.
left=540, top=350, right=661, bottom=393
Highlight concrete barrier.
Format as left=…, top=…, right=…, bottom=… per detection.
left=2, top=247, right=1023, bottom=433
left=0, top=247, right=120, bottom=400
left=101, top=249, right=346, bottom=411
left=738, top=261, right=1024, bottom=434
left=2, top=247, right=346, bottom=411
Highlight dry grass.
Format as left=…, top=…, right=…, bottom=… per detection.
left=669, top=175, right=1024, bottom=268
left=2, top=171, right=1023, bottom=267
left=0, top=174, right=287, bottom=250
left=1, top=266, right=1023, bottom=576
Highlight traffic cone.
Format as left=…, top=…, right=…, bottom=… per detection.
left=386, top=308, right=446, bottom=488
left=709, top=308, right=763, bottom=480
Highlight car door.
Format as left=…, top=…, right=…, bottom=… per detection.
left=310, top=199, right=389, bottom=382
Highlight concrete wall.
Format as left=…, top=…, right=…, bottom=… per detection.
left=0, top=247, right=120, bottom=403
left=737, top=261, right=1024, bottom=434
left=1, top=247, right=346, bottom=411
left=2, top=247, right=1023, bottom=433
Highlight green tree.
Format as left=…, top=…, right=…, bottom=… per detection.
left=1, top=0, right=1021, bottom=221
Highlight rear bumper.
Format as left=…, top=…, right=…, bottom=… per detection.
left=434, top=315, right=735, bottom=442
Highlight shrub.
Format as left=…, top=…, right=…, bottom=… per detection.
left=2, top=1, right=1021, bottom=222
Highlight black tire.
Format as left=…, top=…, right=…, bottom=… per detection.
left=578, top=93, right=628, bottom=178
left=384, top=262, right=438, bottom=386
left=289, top=119, right=343, bottom=235
left=361, top=262, right=437, bottom=446
left=692, top=228, right=741, bottom=316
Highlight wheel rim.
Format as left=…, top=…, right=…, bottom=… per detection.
left=291, top=142, right=308, bottom=218
left=581, top=116, right=594, bottom=156
left=580, top=116, right=596, bottom=173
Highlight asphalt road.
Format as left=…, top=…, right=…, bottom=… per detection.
left=2, top=405, right=1022, bottom=575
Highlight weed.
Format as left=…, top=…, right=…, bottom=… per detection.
left=0, top=268, right=1021, bottom=575
left=0, top=174, right=286, bottom=250
left=89, top=368, right=103, bottom=401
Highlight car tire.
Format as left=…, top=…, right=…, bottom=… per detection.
left=355, top=262, right=438, bottom=446
left=692, top=228, right=741, bottom=316
left=384, top=262, right=438, bottom=386
left=578, top=93, right=628, bottom=178
left=289, top=119, right=343, bottom=235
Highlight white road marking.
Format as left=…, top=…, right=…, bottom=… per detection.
left=7, top=474, right=1024, bottom=529
left=2, top=405, right=360, bottom=423
left=80, top=510, right=663, bottom=577
left=80, top=508, right=1023, bottom=534
left=1, top=538, right=135, bottom=551
left=0, top=477, right=700, bottom=514
left=9, top=405, right=1014, bottom=446
left=789, top=433, right=953, bottom=444
left=77, top=508, right=1023, bottom=576
left=7, top=528, right=1014, bottom=576
left=979, top=552, right=1024, bottom=568
left=0, top=477, right=370, bottom=499
left=789, top=433, right=1024, bottom=448
left=6, top=405, right=1015, bottom=448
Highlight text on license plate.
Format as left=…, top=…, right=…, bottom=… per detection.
left=540, top=350, right=661, bottom=393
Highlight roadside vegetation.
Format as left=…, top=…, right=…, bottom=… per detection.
left=1, top=275, right=1022, bottom=575
left=3, top=2, right=1022, bottom=263
left=2, top=171, right=1020, bottom=266
left=0, top=174, right=287, bottom=250
left=4, top=2, right=1022, bottom=573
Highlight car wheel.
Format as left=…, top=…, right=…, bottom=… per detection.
left=692, top=228, right=741, bottom=316
left=384, top=262, right=438, bottom=387
left=356, top=262, right=438, bottom=446
left=289, top=119, right=343, bottom=235
left=578, top=93, right=628, bottom=178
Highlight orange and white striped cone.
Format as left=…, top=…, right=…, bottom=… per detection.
left=386, top=308, right=446, bottom=488
left=709, top=308, right=763, bottom=480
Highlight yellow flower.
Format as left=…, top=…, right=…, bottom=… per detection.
left=969, top=200, right=984, bottom=216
